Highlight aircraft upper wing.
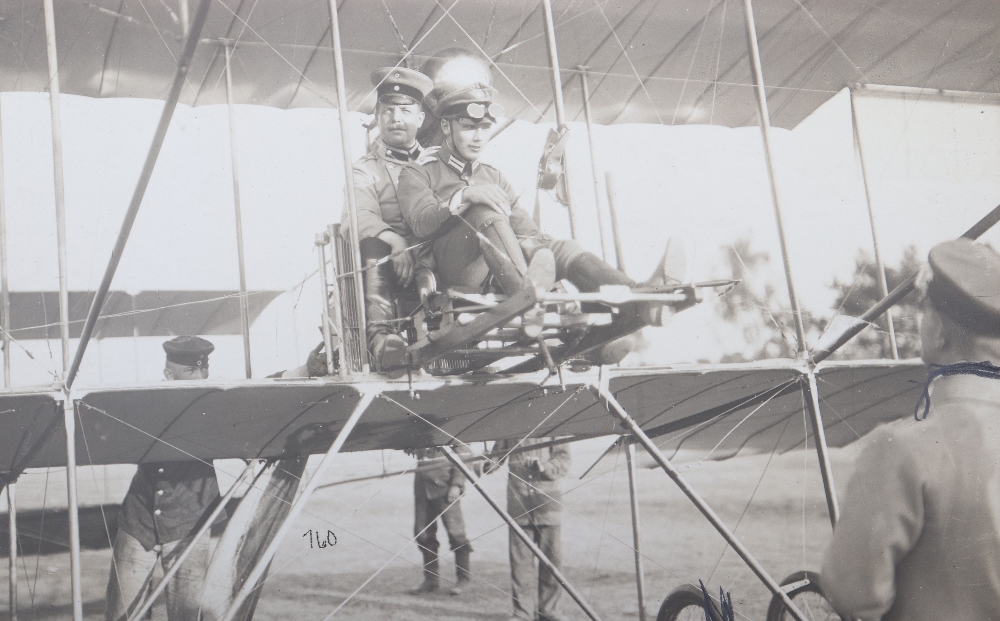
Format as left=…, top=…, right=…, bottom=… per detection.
left=0, top=359, right=926, bottom=473
left=0, top=0, right=995, bottom=128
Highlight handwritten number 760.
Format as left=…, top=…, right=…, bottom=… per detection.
left=304, top=529, right=337, bottom=549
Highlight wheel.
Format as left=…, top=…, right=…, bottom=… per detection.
left=766, top=570, right=843, bottom=621
left=656, top=584, right=705, bottom=621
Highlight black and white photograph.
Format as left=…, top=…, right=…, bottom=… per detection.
left=0, top=1, right=998, bottom=620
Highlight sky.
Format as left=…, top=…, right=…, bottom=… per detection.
left=0, top=86, right=998, bottom=386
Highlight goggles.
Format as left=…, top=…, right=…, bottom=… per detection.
left=457, top=102, right=505, bottom=120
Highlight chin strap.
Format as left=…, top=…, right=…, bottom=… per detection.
left=914, top=360, right=1000, bottom=421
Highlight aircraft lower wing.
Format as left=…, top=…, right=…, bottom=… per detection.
left=0, top=359, right=926, bottom=473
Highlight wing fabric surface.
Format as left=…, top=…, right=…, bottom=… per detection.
left=0, top=360, right=925, bottom=470
left=0, top=0, right=995, bottom=127
left=613, top=360, right=926, bottom=460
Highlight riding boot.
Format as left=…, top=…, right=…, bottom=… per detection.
left=461, top=205, right=530, bottom=294
left=410, top=548, right=439, bottom=595
left=449, top=548, right=472, bottom=596
left=567, top=239, right=686, bottom=327
left=360, top=238, right=407, bottom=377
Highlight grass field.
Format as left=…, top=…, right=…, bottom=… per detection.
left=0, top=437, right=862, bottom=621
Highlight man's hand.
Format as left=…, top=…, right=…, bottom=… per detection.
left=447, top=484, right=462, bottom=504
left=460, top=184, right=511, bottom=217
left=306, top=341, right=330, bottom=377
left=377, top=230, right=416, bottom=287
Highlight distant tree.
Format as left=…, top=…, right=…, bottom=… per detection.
left=825, top=245, right=922, bottom=360
left=714, top=238, right=822, bottom=362
left=714, top=239, right=923, bottom=362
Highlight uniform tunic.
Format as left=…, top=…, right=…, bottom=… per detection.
left=342, top=139, right=424, bottom=241
left=822, top=374, right=1000, bottom=621
left=118, top=461, right=224, bottom=550
left=491, top=438, right=571, bottom=526
left=398, top=142, right=584, bottom=282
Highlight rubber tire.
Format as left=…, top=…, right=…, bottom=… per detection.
left=656, top=584, right=705, bottom=621
left=766, top=570, right=843, bottom=621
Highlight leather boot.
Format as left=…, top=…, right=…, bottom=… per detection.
left=410, top=549, right=439, bottom=595
left=565, top=251, right=634, bottom=293
left=361, top=241, right=407, bottom=378
left=449, top=548, right=472, bottom=596
left=464, top=205, right=530, bottom=295
left=566, top=238, right=687, bottom=328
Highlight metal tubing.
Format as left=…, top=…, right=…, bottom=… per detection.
left=43, top=0, right=71, bottom=374
left=604, top=172, right=627, bottom=273
left=325, top=226, right=349, bottom=378
left=178, top=0, right=190, bottom=37
left=127, top=461, right=257, bottom=621
left=577, top=66, right=609, bottom=261
left=854, top=83, right=1000, bottom=102
left=0, top=97, right=10, bottom=388
left=741, top=0, right=808, bottom=356
left=326, top=0, right=368, bottom=373
left=805, top=371, right=839, bottom=527
left=220, top=391, right=376, bottom=621
left=598, top=387, right=808, bottom=621
left=316, top=234, right=336, bottom=376
left=65, top=0, right=212, bottom=390
left=62, top=399, right=83, bottom=621
left=43, top=5, right=82, bottom=618
left=439, top=445, right=604, bottom=621
left=813, top=203, right=1000, bottom=362
left=625, top=442, right=647, bottom=621
left=850, top=89, right=898, bottom=359
left=224, top=43, right=254, bottom=379
left=540, top=0, right=578, bottom=240
left=7, top=483, right=16, bottom=621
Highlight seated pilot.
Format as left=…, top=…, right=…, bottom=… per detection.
left=397, top=83, right=681, bottom=365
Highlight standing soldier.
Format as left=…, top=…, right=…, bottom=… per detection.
left=488, top=438, right=571, bottom=621
left=342, top=67, right=435, bottom=376
left=821, top=238, right=1000, bottom=621
left=408, top=445, right=474, bottom=596
left=105, top=336, right=224, bottom=621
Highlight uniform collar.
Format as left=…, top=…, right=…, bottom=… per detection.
left=926, top=371, right=1000, bottom=408
left=379, top=139, right=421, bottom=162
left=440, top=142, right=480, bottom=175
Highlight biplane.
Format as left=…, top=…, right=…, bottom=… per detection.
left=0, top=1, right=998, bottom=621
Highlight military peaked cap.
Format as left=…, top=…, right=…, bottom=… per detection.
left=163, top=335, right=214, bottom=367
left=371, top=67, right=433, bottom=106
left=927, top=238, right=1000, bottom=336
left=434, top=83, right=504, bottom=120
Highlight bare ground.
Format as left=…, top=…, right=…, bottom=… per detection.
left=0, top=438, right=860, bottom=621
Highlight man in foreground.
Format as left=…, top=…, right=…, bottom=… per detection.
left=488, top=438, right=571, bottom=621
left=342, top=66, right=436, bottom=376
left=398, top=83, right=682, bottom=366
left=105, top=336, right=224, bottom=621
left=821, top=238, right=1000, bottom=621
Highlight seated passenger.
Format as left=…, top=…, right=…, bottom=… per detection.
left=341, top=67, right=436, bottom=376
left=398, top=84, right=678, bottom=365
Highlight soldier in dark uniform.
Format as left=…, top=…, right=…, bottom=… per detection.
left=105, top=336, right=224, bottom=621
left=341, top=67, right=436, bottom=376
left=408, top=445, right=474, bottom=596
left=398, top=83, right=682, bottom=366
left=488, top=438, right=571, bottom=621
